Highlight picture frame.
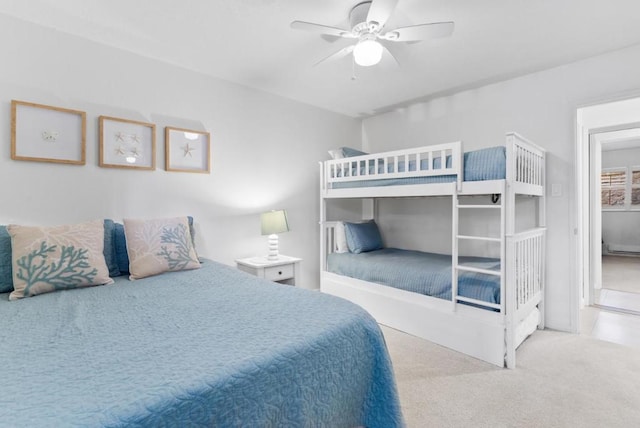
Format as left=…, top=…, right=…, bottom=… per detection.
left=99, top=116, right=156, bottom=170
left=165, top=126, right=211, bottom=173
left=11, top=100, right=86, bottom=165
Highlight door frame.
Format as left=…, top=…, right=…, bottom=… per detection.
left=578, top=123, right=640, bottom=311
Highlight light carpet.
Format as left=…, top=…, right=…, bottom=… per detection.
left=382, top=326, right=640, bottom=427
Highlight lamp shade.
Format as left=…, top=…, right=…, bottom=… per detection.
left=353, top=39, right=383, bottom=67
left=261, top=210, right=289, bottom=235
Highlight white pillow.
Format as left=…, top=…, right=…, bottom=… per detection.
left=328, top=148, right=345, bottom=160
left=335, top=221, right=348, bottom=253
left=124, top=216, right=201, bottom=280
left=7, top=220, right=114, bottom=300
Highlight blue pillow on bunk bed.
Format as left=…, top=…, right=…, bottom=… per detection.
left=344, top=220, right=383, bottom=254
left=341, top=147, right=368, bottom=157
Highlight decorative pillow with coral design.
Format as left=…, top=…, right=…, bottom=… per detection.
left=7, top=219, right=114, bottom=300
left=123, top=216, right=201, bottom=280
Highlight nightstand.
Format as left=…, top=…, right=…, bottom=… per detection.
left=235, top=255, right=302, bottom=286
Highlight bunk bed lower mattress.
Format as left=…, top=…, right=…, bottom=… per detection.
left=327, top=248, right=501, bottom=308
left=331, top=146, right=505, bottom=189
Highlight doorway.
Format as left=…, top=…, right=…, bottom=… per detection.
left=591, top=128, right=640, bottom=314
left=576, top=98, right=640, bottom=349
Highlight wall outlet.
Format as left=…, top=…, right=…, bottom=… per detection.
left=551, top=183, right=562, bottom=197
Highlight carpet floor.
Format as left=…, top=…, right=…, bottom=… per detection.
left=382, top=326, right=640, bottom=427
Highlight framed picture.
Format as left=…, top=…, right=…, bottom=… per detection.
left=165, top=127, right=211, bottom=173
left=99, top=116, right=156, bottom=170
left=11, top=100, right=86, bottom=165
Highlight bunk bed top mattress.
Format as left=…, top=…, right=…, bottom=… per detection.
left=330, top=145, right=505, bottom=188
left=0, top=260, right=403, bottom=427
left=327, top=248, right=501, bottom=306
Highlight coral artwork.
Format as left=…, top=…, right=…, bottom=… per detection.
left=156, top=224, right=198, bottom=270
left=15, top=241, right=98, bottom=296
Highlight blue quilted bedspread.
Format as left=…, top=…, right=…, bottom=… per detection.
left=331, top=146, right=506, bottom=188
left=0, top=260, right=404, bottom=427
left=327, top=248, right=501, bottom=306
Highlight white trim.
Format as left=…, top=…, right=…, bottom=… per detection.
left=321, top=271, right=507, bottom=367
left=589, top=126, right=640, bottom=300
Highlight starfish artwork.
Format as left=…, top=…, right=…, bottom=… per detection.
left=115, top=131, right=126, bottom=142
left=182, top=143, right=195, bottom=158
left=114, top=145, right=126, bottom=156
left=130, top=134, right=141, bottom=143
left=130, top=147, right=141, bottom=158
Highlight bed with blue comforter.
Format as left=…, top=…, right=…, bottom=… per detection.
left=0, top=260, right=404, bottom=427
left=331, top=146, right=506, bottom=189
left=327, top=248, right=501, bottom=306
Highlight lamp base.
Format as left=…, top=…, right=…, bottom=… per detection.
left=267, top=234, right=279, bottom=261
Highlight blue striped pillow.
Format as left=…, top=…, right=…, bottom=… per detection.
left=103, top=219, right=120, bottom=277
left=344, top=220, right=383, bottom=254
left=0, top=226, right=12, bottom=293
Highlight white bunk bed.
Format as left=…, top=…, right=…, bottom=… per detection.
left=319, top=133, right=546, bottom=368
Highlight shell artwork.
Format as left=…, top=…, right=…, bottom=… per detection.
left=41, top=130, right=59, bottom=142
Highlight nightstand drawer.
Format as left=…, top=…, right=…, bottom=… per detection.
left=235, top=255, right=302, bottom=286
left=264, top=264, right=294, bottom=281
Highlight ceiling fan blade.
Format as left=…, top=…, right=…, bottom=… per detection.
left=366, top=0, right=399, bottom=30
left=290, top=21, right=355, bottom=38
left=382, top=22, right=455, bottom=42
left=380, top=43, right=400, bottom=68
left=314, top=45, right=355, bottom=66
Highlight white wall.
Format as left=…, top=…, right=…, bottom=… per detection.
left=0, top=14, right=361, bottom=289
left=362, top=44, right=640, bottom=331
left=601, top=147, right=640, bottom=252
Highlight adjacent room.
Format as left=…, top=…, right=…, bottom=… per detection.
left=2, top=1, right=640, bottom=426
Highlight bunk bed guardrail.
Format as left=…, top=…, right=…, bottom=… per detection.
left=506, top=132, right=546, bottom=195
left=325, top=141, right=463, bottom=191
left=507, top=227, right=546, bottom=319
left=322, top=133, right=545, bottom=197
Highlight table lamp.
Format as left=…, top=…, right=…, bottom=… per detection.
left=261, top=209, right=289, bottom=260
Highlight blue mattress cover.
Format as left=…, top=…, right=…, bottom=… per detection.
left=327, top=248, right=501, bottom=306
left=0, top=260, right=403, bottom=427
left=331, top=145, right=505, bottom=189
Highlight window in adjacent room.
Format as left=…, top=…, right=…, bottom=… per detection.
left=632, top=167, right=640, bottom=206
left=601, top=166, right=640, bottom=209
left=601, top=168, right=626, bottom=207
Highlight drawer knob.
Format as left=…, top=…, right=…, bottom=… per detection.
left=278, top=271, right=282, bottom=275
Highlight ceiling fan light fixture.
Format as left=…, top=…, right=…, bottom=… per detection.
left=353, top=39, right=383, bottom=66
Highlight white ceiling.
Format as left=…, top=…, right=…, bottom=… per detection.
left=2, top=0, right=640, bottom=117
left=599, top=128, right=640, bottom=152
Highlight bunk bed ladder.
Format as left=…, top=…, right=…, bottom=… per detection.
left=452, top=187, right=505, bottom=313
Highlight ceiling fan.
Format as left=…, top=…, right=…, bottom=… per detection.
left=290, top=0, right=454, bottom=67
